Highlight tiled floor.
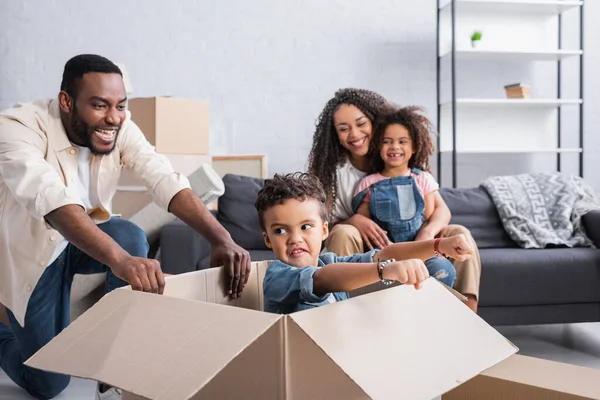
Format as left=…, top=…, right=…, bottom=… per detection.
left=2, top=322, right=600, bottom=399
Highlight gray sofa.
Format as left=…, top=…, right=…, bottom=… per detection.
left=160, top=174, right=600, bottom=326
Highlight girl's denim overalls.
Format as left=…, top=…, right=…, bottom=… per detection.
left=352, top=169, right=456, bottom=287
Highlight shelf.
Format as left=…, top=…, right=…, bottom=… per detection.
left=439, top=0, right=582, bottom=15
left=439, top=148, right=582, bottom=154
left=440, top=98, right=582, bottom=108
left=439, top=48, right=582, bottom=61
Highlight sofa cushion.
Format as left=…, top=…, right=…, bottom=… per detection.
left=478, top=247, right=600, bottom=307
left=197, top=250, right=274, bottom=270
left=218, top=174, right=268, bottom=250
left=160, top=219, right=208, bottom=274
left=248, top=249, right=276, bottom=262
left=440, top=187, right=515, bottom=249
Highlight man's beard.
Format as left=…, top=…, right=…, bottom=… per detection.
left=70, top=104, right=120, bottom=155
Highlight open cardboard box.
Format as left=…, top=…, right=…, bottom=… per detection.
left=445, top=353, right=600, bottom=399
left=24, top=261, right=600, bottom=399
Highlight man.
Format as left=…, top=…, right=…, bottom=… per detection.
left=0, top=54, right=251, bottom=400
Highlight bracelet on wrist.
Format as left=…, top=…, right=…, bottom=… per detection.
left=377, top=258, right=395, bottom=286
left=434, top=237, right=447, bottom=258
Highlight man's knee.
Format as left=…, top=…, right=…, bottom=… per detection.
left=105, top=218, right=149, bottom=257
left=25, top=372, right=70, bottom=400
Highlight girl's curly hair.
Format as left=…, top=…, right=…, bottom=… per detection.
left=307, top=88, right=387, bottom=213
left=369, top=105, right=436, bottom=173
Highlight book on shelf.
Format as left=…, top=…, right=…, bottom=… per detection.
left=503, top=83, right=531, bottom=99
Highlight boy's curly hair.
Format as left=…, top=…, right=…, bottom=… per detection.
left=307, top=88, right=388, bottom=213
left=255, top=172, right=329, bottom=230
left=369, top=105, right=436, bottom=173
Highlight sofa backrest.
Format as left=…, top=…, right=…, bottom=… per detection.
left=217, top=174, right=515, bottom=250
left=217, top=174, right=269, bottom=250
left=440, top=187, right=515, bottom=249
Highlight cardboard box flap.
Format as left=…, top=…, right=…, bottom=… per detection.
left=194, top=319, right=285, bottom=399
left=25, top=289, right=280, bottom=400
left=290, top=278, right=518, bottom=400
left=285, top=317, right=369, bottom=399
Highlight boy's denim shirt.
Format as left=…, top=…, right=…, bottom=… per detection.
left=263, top=249, right=379, bottom=314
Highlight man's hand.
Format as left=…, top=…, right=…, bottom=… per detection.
left=348, top=214, right=391, bottom=250
left=210, top=241, right=251, bottom=298
left=110, top=255, right=165, bottom=294
left=43, top=205, right=166, bottom=295
left=167, top=189, right=252, bottom=298
left=439, top=234, right=473, bottom=261
left=385, top=259, right=430, bottom=290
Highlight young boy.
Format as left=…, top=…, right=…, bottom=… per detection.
left=255, top=173, right=473, bottom=314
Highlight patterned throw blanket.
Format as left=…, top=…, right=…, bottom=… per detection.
left=481, top=173, right=600, bottom=249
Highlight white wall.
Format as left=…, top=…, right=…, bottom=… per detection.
left=0, top=0, right=436, bottom=176
left=0, top=0, right=598, bottom=190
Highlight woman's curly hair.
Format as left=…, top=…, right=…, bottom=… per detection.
left=307, top=88, right=387, bottom=213
left=369, top=105, right=436, bottom=173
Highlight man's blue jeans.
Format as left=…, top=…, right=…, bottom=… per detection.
left=0, top=217, right=148, bottom=399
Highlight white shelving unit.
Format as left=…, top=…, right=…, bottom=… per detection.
left=436, top=0, right=584, bottom=187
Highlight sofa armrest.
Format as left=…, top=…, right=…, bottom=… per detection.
left=582, top=210, right=600, bottom=247
left=159, top=219, right=212, bottom=274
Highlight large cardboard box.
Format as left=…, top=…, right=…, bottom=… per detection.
left=211, top=155, right=267, bottom=179
left=117, top=162, right=224, bottom=244
left=26, top=262, right=521, bottom=399
left=128, top=97, right=209, bottom=155
left=113, top=154, right=213, bottom=219
left=112, top=190, right=153, bottom=220
left=118, top=154, right=213, bottom=188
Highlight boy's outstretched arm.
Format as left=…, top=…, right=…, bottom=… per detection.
left=378, top=234, right=473, bottom=263
left=313, top=259, right=429, bottom=294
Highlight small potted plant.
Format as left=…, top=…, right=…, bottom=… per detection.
left=471, top=30, right=483, bottom=48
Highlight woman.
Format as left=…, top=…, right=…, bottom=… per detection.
left=307, top=88, right=481, bottom=312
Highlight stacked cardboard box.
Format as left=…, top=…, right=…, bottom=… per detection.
left=113, top=153, right=213, bottom=219
left=113, top=97, right=212, bottom=219
left=128, top=97, right=209, bottom=155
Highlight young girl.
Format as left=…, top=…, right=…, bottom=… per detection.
left=351, top=105, right=456, bottom=288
